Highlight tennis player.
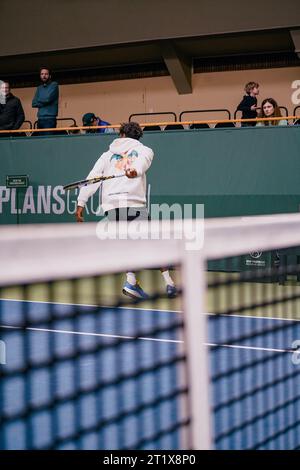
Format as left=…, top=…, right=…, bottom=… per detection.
left=76, top=121, right=177, bottom=300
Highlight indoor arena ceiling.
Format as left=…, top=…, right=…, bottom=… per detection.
left=0, top=0, right=299, bottom=93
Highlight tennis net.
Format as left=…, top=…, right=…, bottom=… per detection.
left=1, top=214, right=300, bottom=449
left=204, top=213, right=300, bottom=449
left=0, top=220, right=204, bottom=450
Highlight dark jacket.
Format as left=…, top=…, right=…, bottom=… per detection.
left=236, top=95, right=257, bottom=120
left=86, top=117, right=113, bottom=134
left=32, top=81, right=59, bottom=118
left=0, top=93, right=25, bottom=130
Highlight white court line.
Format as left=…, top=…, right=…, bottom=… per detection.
left=1, top=297, right=300, bottom=323
left=1, top=324, right=300, bottom=354
left=206, top=342, right=300, bottom=354
left=0, top=297, right=180, bottom=314
left=0, top=325, right=181, bottom=344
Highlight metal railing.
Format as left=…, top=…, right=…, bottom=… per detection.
left=179, top=108, right=231, bottom=121
left=1, top=115, right=299, bottom=137
left=179, top=109, right=232, bottom=129
left=34, top=117, right=77, bottom=130
left=129, top=112, right=177, bottom=124
left=293, top=106, right=300, bottom=124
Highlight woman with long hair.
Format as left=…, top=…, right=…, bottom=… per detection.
left=256, top=98, right=287, bottom=126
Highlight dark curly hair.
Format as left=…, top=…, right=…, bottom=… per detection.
left=119, top=122, right=143, bottom=140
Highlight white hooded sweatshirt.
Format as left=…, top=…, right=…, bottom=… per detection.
left=77, top=137, right=154, bottom=212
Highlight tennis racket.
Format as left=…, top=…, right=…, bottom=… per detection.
left=63, top=173, right=125, bottom=191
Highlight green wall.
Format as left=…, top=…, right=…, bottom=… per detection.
left=1, top=126, right=300, bottom=224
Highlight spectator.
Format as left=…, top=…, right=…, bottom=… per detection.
left=82, top=112, right=114, bottom=133
left=256, top=98, right=288, bottom=126
left=0, top=81, right=25, bottom=135
left=236, top=81, right=259, bottom=127
left=32, top=67, right=59, bottom=135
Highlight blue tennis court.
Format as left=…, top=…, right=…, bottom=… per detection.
left=1, top=298, right=300, bottom=450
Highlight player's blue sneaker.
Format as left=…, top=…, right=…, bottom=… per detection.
left=166, top=284, right=177, bottom=298
left=122, top=281, right=149, bottom=300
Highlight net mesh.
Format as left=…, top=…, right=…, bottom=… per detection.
left=0, top=270, right=189, bottom=450
left=2, top=215, right=300, bottom=450
left=207, top=248, right=300, bottom=449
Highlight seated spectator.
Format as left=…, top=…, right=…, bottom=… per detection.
left=0, top=81, right=25, bottom=135
left=236, top=81, right=259, bottom=127
left=256, top=98, right=288, bottom=126
left=82, top=112, right=114, bottom=133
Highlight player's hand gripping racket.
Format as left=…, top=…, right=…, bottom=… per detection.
left=63, top=173, right=125, bottom=191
